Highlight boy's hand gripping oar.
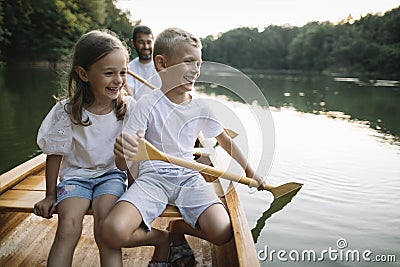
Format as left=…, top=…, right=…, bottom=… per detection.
left=130, top=138, right=303, bottom=199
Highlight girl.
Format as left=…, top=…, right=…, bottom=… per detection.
left=34, top=29, right=134, bottom=267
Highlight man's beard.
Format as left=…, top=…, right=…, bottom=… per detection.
left=137, top=49, right=152, bottom=61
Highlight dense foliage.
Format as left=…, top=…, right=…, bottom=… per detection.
left=202, top=6, right=400, bottom=79
left=0, top=0, right=137, bottom=62
left=0, top=1, right=398, bottom=78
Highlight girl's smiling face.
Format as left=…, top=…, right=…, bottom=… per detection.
left=84, top=49, right=128, bottom=102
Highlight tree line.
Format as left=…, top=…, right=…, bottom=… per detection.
left=1, top=1, right=399, bottom=79
left=202, top=6, right=400, bottom=79
left=0, top=0, right=137, bottom=63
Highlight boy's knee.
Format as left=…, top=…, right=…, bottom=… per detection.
left=211, top=224, right=233, bottom=246
left=101, top=217, right=129, bottom=249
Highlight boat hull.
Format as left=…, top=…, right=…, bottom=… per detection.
left=0, top=154, right=259, bottom=266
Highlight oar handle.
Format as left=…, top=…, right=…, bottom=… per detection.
left=166, top=154, right=260, bottom=187
left=127, top=69, right=157, bottom=90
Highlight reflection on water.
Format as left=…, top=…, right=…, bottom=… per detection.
left=1, top=66, right=399, bottom=267
left=198, top=66, right=399, bottom=266
left=200, top=69, right=400, bottom=141
left=0, top=66, right=59, bottom=173
left=251, top=186, right=302, bottom=243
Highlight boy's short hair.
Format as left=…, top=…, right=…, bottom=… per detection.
left=132, top=25, right=153, bottom=41
left=154, top=27, right=202, bottom=58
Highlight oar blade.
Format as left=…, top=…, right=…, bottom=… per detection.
left=130, top=138, right=166, bottom=161
left=224, top=128, right=239, bottom=139
left=269, top=182, right=303, bottom=199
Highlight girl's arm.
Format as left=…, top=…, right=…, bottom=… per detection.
left=34, top=154, right=62, bottom=218
left=215, top=131, right=265, bottom=189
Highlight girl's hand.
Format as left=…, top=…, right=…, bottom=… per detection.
left=34, top=196, right=56, bottom=219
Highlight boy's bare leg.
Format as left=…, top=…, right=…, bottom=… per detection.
left=170, top=203, right=233, bottom=246
left=102, top=201, right=170, bottom=262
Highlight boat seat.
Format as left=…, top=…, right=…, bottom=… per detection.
left=0, top=166, right=226, bottom=217
left=0, top=155, right=225, bottom=217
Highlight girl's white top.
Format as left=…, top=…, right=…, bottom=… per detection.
left=37, top=96, right=135, bottom=181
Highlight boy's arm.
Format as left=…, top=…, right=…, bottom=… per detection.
left=34, top=154, right=62, bottom=218
left=114, top=130, right=143, bottom=171
left=114, top=134, right=128, bottom=171
left=127, top=162, right=139, bottom=187
left=215, top=131, right=265, bottom=189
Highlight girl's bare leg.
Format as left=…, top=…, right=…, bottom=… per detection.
left=47, top=197, right=90, bottom=267
left=92, top=194, right=123, bottom=267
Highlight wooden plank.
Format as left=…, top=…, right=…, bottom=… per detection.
left=0, top=189, right=221, bottom=218
left=0, top=154, right=46, bottom=194
left=0, top=215, right=217, bottom=267
left=225, top=182, right=260, bottom=267
left=13, top=175, right=45, bottom=191
left=13, top=174, right=225, bottom=197
left=0, top=189, right=183, bottom=217
left=213, top=238, right=239, bottom=266
left=0, top=212, right=30, bottom=241
left=1, top=171, right=225, bottom=217
left=0, top=190, right=43, bottom=212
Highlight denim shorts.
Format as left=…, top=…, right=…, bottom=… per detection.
left=56, top=169, right=127, bottom=206
left=118, top=166, right=222, bottom=231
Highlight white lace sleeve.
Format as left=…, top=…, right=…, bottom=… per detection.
left=37, top=100, right=73, bottom=155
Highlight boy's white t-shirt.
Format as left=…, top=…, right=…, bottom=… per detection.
left=124, top=89, right=223, bottom=169
left=37, top=96, right=135, bottom=181
left=127, top=58, right=161, bottom=100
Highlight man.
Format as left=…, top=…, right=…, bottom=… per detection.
left=127, top=25, right=161, bottom=100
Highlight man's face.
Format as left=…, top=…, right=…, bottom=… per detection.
left=133, top=33, right=153, bottom=61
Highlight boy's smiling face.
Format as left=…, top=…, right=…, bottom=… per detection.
left=160, top=42, right=202, bottom=93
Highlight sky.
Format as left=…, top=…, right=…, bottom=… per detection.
left=116, top=0, right=400, bottom=38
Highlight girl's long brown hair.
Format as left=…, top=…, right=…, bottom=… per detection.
left=60, top=29, right=130, bottom=125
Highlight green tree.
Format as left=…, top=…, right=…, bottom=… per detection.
left=255, top=25, right=299, bottom=69
left=102, top=0, right=138, bottom=58
left=203, top=27, right=259, bottom=68
left=0, top=1, right=6, bottom=61
left=287, top=22, right=334, bottom=71
left=1, top=0, right=136, bottom=62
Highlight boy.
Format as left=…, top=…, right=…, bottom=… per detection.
left=102, top=27, right=264, bottom=267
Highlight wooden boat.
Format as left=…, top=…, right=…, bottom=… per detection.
left=0, top=147, right=260, bottom=266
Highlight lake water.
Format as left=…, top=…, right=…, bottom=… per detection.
left=1, top=65, right=399, bottom=266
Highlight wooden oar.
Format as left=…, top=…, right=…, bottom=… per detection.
left=126, top=69, right=239, bottom=140
left=130, top=138, right=303, bottom=199
left=127, top=69, right=157, bottom=90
